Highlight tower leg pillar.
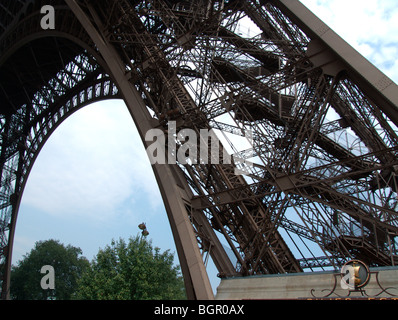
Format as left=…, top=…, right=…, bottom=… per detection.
left=66, top=0, right=213, bottom=299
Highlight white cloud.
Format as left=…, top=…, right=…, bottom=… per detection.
left=301, top=0, right=398, bottom=82
left=22, top=100, right=162, bottom=222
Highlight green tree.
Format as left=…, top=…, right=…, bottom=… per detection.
left=74, top=235, right=186, bottom=300
left=11, top=239, right=89, bottom=300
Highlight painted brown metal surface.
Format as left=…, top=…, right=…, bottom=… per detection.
left=1, top=0, right=397, bottom=299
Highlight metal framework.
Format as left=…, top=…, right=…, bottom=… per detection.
left=1, top=0, right=398, bottom=300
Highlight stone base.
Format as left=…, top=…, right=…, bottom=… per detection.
left=215, top=267, right=398, bottom=300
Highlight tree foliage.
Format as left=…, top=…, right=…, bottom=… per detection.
left=11, top=239, right=89, bottom=300
left=74, top=235, right=186, bottom=300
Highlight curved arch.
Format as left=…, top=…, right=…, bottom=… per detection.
left=66, top=0, right=219, bottom=300
left=0, top=54, right=121, bottom=299
left=0, top=4, right=124, bottom=298
left=18, top=75, right=121, bottom=195
left=3, top=0, right=398, bottom=301
left=1, top=2, right=215, bottom=300
left=0, top=5, right=96, bottom=65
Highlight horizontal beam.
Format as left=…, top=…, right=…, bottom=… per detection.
left=274, top=0, right=398, bottom=127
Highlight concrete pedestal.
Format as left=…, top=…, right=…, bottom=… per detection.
left=216, top=267, right=398, bottom=300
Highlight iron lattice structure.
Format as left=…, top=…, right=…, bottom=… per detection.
left=1, top=0, right=398, bottom=299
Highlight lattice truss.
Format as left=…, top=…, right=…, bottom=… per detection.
left=1, top=0, right=398, bottom=289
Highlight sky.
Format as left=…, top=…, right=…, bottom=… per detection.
left=11, top=1, right=398, bottom=295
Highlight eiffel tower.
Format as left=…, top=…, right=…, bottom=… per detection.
left=1, top=0, right=397, bottom=300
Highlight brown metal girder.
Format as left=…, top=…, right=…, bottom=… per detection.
left=0, top=32, right=106, bottom=301
left=119, top=0, right=301, bottom=276
left=170, top=164, right=238, bottom=278
left=305, top=40, right=396, bottom=160
left=329, top=90, right=395, bottom=164
left=327, top=235, right=394, bottom=266
left=244, top=1, right=396, bottom=163
left=209, top=53, right=371, bottom=170
left=190, top=158, right=387, bottom=211
left=187, top=161, right=301, bottom=275
left=191, top=151, right=398, bottom=234
left=296, top=183, right=398, bottom=232
left=190, top=208, right=238, bottom=277
left=249, top=197, right=303, bottom=273
left=240, top=202, right=302, bottom=274
left=243, top=1, right=306, bottom=58
left=215, top=26, right=280, bottom=73
left=183, top=165, right=248, bottom=270
left=192, top=177, right=398, bottom=231
left=1, top=42, right=122, bottom=301
left=66, top=0, right=213, bottom=300
left=273, top=0, right=398, bottom=127
left=190, top=177, right=393, bottom=230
